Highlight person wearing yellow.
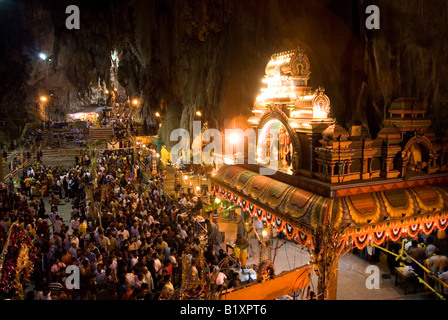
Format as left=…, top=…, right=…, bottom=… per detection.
left=234, top=234, right=249, bottom=269
left=78, top=218, right=87, bottom=237
left=26, top=224, right=36, bottom=237
left=24, top=176, right=31, bottom=197
left=47, top=170, right=53, bottom=188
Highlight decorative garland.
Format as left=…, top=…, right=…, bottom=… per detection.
left=212, top=182, right=448, bottom=251
left=0, top=223, right=37, bottom=300
left=212, top=182, right=314, bottom=249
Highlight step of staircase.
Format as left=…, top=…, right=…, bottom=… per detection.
left=89, top=127, right=114, bottom=141
left=41, top=148, right=80, bottom=157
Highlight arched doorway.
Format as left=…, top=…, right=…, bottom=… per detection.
left=257, top=109, right=300, bottom=175
left=403, top=134, right=438, bottom=175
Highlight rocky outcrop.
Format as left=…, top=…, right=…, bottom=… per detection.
left=1, top=0, right=448, bottom=140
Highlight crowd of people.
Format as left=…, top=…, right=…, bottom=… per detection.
left=0, top=146, right=243, bottom=300
left=360, top=231, right=448, bottom=297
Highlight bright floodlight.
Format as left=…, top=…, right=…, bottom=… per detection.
left=229, top=131, right=240, bottom=144
left=39, top=53, right=47, bottom=61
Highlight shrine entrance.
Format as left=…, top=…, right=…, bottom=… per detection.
left=257, top=111, right=300, bottom=175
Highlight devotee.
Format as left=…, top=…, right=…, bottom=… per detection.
left=0, top=144, right=236, bottom=301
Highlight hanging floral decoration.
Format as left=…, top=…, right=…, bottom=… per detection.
left=0, top=224, right=37, bottom=300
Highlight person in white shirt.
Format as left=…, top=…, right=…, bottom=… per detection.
left=130, top=253, right=139, bottom=269
left=179, top=224, right=188, bottom=242
left=53, top=216, right=63, bottom=234
left=143, top=266, right=154, bottom=293
left=152, top=252, right=162, bottom=276
left=125, top=268, right=135, bottom=288
left=216, top=268, right=227, bottom=287
left=117, top=225, right=130, bottom=240
left=70, top=216, right=80, bottom=232
left=71, top=234, right=80, bottom=249
left=97, top=232, right=110, bottom=253
left=146, top=215, right=154, bottom=226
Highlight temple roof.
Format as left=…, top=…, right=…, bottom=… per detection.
left=211, top=165, right=448, bottom=248
left=389, top=97, right=426, bottom=114
left=322, top=124, right=350, bottom=141
left=377, top=126, right=402, bottom=144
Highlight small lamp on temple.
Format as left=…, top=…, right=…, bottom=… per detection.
left=40, top=96, right=48, bottom=102
left=155, top=112, right=161, bottom=118
left=132, top=98, right=139, bottom=106
left=195, top=110, right=202, bottom=117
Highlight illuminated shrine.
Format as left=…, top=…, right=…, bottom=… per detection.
left=211, top=46, right=448, bottom=299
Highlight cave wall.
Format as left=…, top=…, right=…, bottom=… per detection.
left=1, top=0, right=448, bottom=141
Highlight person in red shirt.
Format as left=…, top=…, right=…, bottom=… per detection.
left=121, top=284, right=134, bottom=300
left=162, top=259, right=173, bottom=276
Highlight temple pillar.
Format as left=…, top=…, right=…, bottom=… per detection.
left=346, top=160, right=352, bottom=175
left=362, top=158, right=368, bottom=174
left=327, top=260, right=339, bottom=300
left=386, top=158, right=392, bottom=171
left=329, top=162, right=335, bottom=176
left=317, top=160, right=322, bottom=173
left=337, top=161, right=344, bottom=175
left=312, top=225, right=344, bottom=300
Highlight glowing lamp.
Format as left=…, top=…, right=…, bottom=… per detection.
left=40, top=96, right=48, bottom=102
left=38, top=53, right=47, bottom=61
left=132, top=99, right=139, bottom=106
left=262, top=230, right=268, bottom=238
left=155, top=112, right=160, bottom=117
left=229, top=131, right=240, bottom=144
left=195, top=110, right=202, bottom=117
left=214, top=198, right=221, bottom=204
left=196, top=186, right=200, bottom=191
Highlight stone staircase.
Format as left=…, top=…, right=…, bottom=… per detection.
left=89, top=127, right=114, bottom=141
left=41, top=148, right=80, bottom=157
